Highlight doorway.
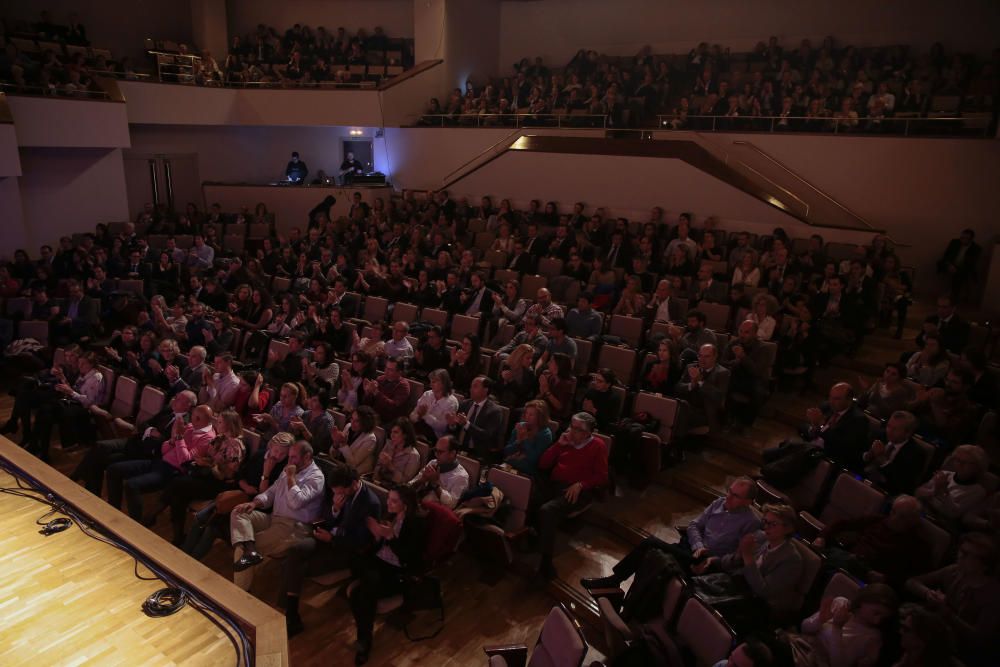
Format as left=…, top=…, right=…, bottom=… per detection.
left=342, top=139, right=373, bottom=174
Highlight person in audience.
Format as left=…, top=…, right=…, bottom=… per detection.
left=349, top=484, right=426, bottom=665
left=29, top=352, right=105, bottom=461
left=566, top=292, right=603, bottom=341
left=907, top=367, right=979, bottom=449
left=491, top=279, right=528, bottom=333
left=448, top=333, right=482, bottom=394
left=857, top=363, right=915, bottom=420
left=640, top=338, right=683, bottom=394
left=673, top=310, right=718, bottom=362
left=676, top=343, right=731, bottom=432
left=255, top=381, right=305, bottom=434
left=783, top=584, right=897, bottom=667
left=721, top=319, right=772, bottom=427
left=230, top=440, right=324, bottom=577
left=893, top=606, right=958, bottom=667
left=107, top=404, right=216, bottom=522
left=361, top=357, right=411, bottom=423
left=536, top=352, right=576, bottom=421
left=916, top=296, right=970, bottom=355
left=905, top=332, right=950, bottom=387
left=496, top=343, right=540, bottom=407
left=412, top=326, right=450, bottom=378
left=330, top=406, right=379, bottom=476
left=915, top=444, right=990, bottom=525
left=936, top=229, right=981, bottom=300
left=694, top=503, right=805, bottom=620
left=582, top=477, right=759, bottom=591
left=748, top=293, right=779, bottom=341
left=768, top=382, right=869, bottom=471
left=283, top=464, right=382, bottom=636
left=689, top=262, right=728, bottom=306
left=497, top=313, right=548, bottom=362
left=861, top=410, right=925, bottom=494
left=290, top=392, right=336, bottom=456
left=447, top=376, right=504, bottom=460
left=963, top=348, right=997, bottom=411
left=813, top=494, right=931, bottom=588
left=905, top=532, right=1000, bottom=667
left=524, top=288, right=565, bottom=328
left=536, top=412, right=609, bottom=579
left=409, top=434, right=469, bottom=508
left=708, top=641, right=774, bottom=667
left=373, top=418, right=421, bottom=486
left=338, top=351, right=376, bottom=410
left=503, top=399, right=553, bottom=477
left=410, top=369, right=459, bottom=441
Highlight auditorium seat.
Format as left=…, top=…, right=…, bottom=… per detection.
left=798, top=473, right=887, bottom=538
left=484, top=604, right=589, bottom=667
left=675, top=597, right=736, bottom=667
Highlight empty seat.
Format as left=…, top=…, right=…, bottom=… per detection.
left=675, top=597, right=736, bottom=667
left=757, top=458, right=834, bottom=514
left=800, top=473, right=887, bottom=534
left=271, top=276, right=292, bottom=293
left=468, top=467, right=534, bottom=565
left=421, top=308, right=449, bottom=329
left=597, top=345, right=637, bottom=386
left=450, top=314, right=481, bottom=341
left=822, top=570, right=863, bottom=602
left=571, top=338, right=594, bottom=375
left=484, top=604, right=588, bottom=667
left=267, top=339, right=291, bottom=366
left=699, top=302, right=731, bottom=332
left=91, top=374, right=139, bottom=422
left=537, top=257, right=564, bottom=278
left=393, top=302, right=420, bottom=324
left=608, top=315, right=644, bottom=347
left=17, top=320, right=49, bottom=345
left=117, top=279, right=145, bottom=296
left=521, top=274, right=548, bottom=299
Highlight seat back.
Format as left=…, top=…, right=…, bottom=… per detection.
left=916, top=516, right=952, bottom=569
left=393, top=302, right=420, bottom=324
left=242, top=428, right=262, bottom=454
left=819, top=473, right=887, bottom=526
left=451, top=314, right=480, bottom=341
left=699, top=302, right=730, bottom=332
left=537, top=257, right=564, bottom=278
left=117, top=279, right=144, bottom=296
left=530, top=605, right=588, bottom=667
left=487, top=467, right=533, bottom=531
left=421, top=308, right=449, bottom=329
left=493, top=269, right=519, bottom=284
left=597, top=345, right=637, bottom=386
left=675, top=597, right=735, bottom=667
left=18, top=320, right=49, bottom=344
left=267, top=338, right=290, bottom=367
left=571, top=338, right=594, bottom=375
left=787, top=458, right=835, bottom=513
left=822, top=570, right=863, bottom=602
left=458, top=454, right=481, bottom=485
left=415, top=440, right=431, bottom=467
left=608, top=315, right=644, bottom=348
left=521, top=274, right=548, bottom=299
left=6, top=297, right=31, bottom=318
left=271, top=276, right=292, bottom=293
left=793, top=538, right=823, bottom=606
left=910, top=436, right=937, bottom=482
left=363, top=296, right=390, bottom=324
left=484, top=249, right=508, bottom=268
left=406, top=380, right=425, bottom=412
left=96, top=365, right=117, bottom=408
left=633, top=391, right=679, bottom=444
left=110, top=375, right=140, bottom=419
left=136, top=385, right=166, bottom=425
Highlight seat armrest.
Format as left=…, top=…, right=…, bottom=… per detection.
left=798, top=511, right=825, bottom=540
left=483, top=645, right=528, bottom=667
left=756, top=479, right=789, bottom=505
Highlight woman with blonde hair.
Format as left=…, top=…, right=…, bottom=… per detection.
left=496, top=343, right=539, bottom=407
left=749, top=293, right=779, bottom=341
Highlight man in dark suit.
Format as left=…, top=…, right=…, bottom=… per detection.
left=522, top=223, right=547, bottom=267
left=52, top=280, right=100, bottom=344
left=267, top=332, right=308, bottom=385
left=283, top=464, right=382, bottom=635
left=72, top=390, right=196, bottom=497
left=448, top=376, right=505, bottom=460
left=688, top=262, right=729, bottom=306
left=863, top=410, right=926, bottom=495
left=676, top=344, right=731, bottom=432
left=601, top=230, right=631, bottom=270
left=798, top=382, right=871, bottom=471
left=916, top=296, right=971, bottom=355
left=936, top=228, right=981, bottom=298
left=460, top=271, right=495, bottom=318
left=507, top=241, right=534, bottom=274
left=122, top=249, right=152, bottom=282
left=644, top=279, right=685, bottom=325
left=546, top=224, right=577, bottom=261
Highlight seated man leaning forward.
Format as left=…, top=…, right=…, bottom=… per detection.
left=229, top=440, right=325, bottom=588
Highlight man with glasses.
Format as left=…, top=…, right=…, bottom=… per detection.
left=536, top=412, right=609, bottom=579
left=409, top=435, right=469, bottom=509
left=581, top=477, right=759, bottom=592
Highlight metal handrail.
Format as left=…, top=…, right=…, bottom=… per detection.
left=654, top=113, right=991, bottom=137
left=0, top=82, right=112, bottom=101
left=415, top=112, right=609, bottom=129
left=732, top=139, right=875, bottom=230
left=441, top=128, right=524, bottom=183
left=732, top=159, right=810, bottom=218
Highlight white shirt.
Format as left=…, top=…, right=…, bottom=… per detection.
left=409, top=460, right=470, bottom=509
left=207, top=370, right=240, bottom=409
left=411, top=391, right=459, bottom=438
left=71, top=369, right=105, bottom=408
left=253, top=460, right=325, bottom=523
left=655, top=297, right=673, bottom=323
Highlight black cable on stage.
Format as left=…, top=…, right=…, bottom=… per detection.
left=0, top=460, right=253, bottom=667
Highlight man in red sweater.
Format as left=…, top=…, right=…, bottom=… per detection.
left=536, top=412, right=609, bottom=579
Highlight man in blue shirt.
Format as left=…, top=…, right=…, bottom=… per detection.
left=581, top=477, right=760, bottom=591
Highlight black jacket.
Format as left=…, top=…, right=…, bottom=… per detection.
left=322, top=482, right=383, bottom=551
left=448, top=398, right=505, bottom=458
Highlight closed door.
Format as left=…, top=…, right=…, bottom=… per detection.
left=122, top=153, right=202, bottom=215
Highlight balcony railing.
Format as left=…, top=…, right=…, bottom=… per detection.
left=655, top=113, right=994, bottom=137
left=0, top=82, right=112, bottom=101
left=415, top=113, right=609, bottom=128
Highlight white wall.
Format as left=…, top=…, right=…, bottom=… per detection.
left=17, top=148, right=130, bottom=249
left=497, top=0, right=1000, bottom=72
left=0, top=0, right=193, bottom=63
left=127, top=124, right=387, bottom=186
left=443, top=0, right=500, bottom=91
left=226, top=0, right=413, bottom=40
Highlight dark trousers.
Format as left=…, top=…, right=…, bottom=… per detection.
left=349, top=556, right=405, bottom=644
left=611, top=535, right=694, bottom=580
left=72, top=438, right=129, bottom=496
left=106, top=459, right=177, bottom=520
left=34, top=400, right=94, bottom=459
left=534, top=479, right=594, bottom=557
left=285, top=536, right=355, bottom=596
left=163, top=472, right=232, bottom=541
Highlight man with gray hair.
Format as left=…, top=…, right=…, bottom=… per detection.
left=582, top=477, right=760, bottom=592
left=862, top=410, right=925, bottom=494
left=814, top=494, right=932, bottom=587
left=535, top=412, right=609, bottom=579
left=230, top=440, right=325, bottom=585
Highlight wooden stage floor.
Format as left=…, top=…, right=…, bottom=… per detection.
left=0, top=468, right=238, bottom=667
